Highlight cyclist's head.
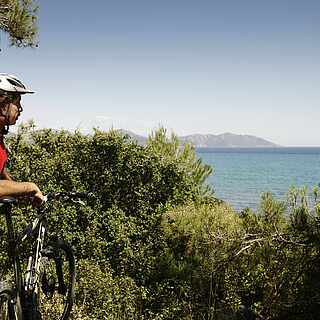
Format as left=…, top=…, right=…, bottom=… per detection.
left=0, top=74, right=34, bottom=134
left=0, top=74, right=34, bottom=100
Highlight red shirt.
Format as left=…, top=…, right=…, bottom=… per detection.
left=0, top=138, right=8, bottom=174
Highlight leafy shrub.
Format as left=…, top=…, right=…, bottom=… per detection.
left=0, top=123, right=213, bottom=319
left=2, top=123, right=320, bottom=319
left=162, top=192, right=320, bottom=319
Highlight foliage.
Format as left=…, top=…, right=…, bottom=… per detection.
left=161, top=201, right=244, bottom=319
left=1, top=123, right=213, bottom=319
left=162, top=191, right=320, bottom=319
left=146, top=127, right=214, bottom=200
left=71, top=259, right=142, bottom=320
left=1, top=123, right=320, bottom=319
left=0, top=0, right=38, bottom=47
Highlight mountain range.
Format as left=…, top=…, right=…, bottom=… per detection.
left=119, top=131, right=280, bottom=148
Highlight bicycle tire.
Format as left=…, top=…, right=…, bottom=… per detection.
left=38, top=239, right=76, bottom=320
left=0, top=286, right=22, bottom=320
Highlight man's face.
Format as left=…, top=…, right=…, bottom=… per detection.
left=6, top=95, right=23, bottom=125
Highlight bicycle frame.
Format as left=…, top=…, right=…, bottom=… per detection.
left=0, top=191, right=89, bottom=320
left=1, top=200, right=48, bottom=315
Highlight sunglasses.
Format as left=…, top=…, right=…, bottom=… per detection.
left=8, top=93, right=21, bottom=101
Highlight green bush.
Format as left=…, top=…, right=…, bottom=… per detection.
left=161, top=191, right=320, bottom=319
left=1, top=123, right=320, bottom=319
left=0, top=123, right=213, bottom=319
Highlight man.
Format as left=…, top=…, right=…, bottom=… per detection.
left=0, top=73, right=43, bottom=206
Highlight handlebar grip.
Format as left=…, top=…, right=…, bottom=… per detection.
left=0, top=197, right=18, bottom=204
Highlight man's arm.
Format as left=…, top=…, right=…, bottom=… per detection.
left=0, top=180, right=42, bottom=198
left=0, top=169, right=44, bottom=206
left=1, top=168, right=15, bottom=181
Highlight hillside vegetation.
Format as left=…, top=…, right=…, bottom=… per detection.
left=0, top=123, right=319, bottom=319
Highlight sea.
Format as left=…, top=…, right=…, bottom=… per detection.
left=196, top=147, right=320, bottom=212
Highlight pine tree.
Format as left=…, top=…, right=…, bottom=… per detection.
left=0, top=0, right=38, bottom=48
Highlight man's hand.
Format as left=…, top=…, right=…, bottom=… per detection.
left=27, top=183, right=44, bottom=207
left=31, top=190, right=44, bottom=207
left=0, top=180, right=44, bottom=206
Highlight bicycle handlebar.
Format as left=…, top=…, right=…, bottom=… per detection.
left=0, top=192, right=93, bottom=206
left=43, top=191, right=94, bottom=203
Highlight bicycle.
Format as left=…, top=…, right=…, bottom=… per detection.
left=0, top=191, right=91, bottom=320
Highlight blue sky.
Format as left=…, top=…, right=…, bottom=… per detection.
left=1, top=0, right=320, bottom=146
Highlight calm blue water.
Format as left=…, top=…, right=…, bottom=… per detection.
left=197, top=148, right=320, bottom=211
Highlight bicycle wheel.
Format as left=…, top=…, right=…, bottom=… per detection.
left=38, top=240, right=76, bottom=320
left=0, top=286, right=22, bottom=320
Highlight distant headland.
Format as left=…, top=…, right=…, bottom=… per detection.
left=118, top=130, right=280, bottom=148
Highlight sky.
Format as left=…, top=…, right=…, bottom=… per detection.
left=1, top=0, right=320, bottom=146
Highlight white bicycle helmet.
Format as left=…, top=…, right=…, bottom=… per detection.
left=0, top=73, right=34, bottom=94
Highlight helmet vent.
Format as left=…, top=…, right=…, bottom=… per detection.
left=7, top=78, right=25, bottom=89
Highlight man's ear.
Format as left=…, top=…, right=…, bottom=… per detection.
left=0, top=96, right=6, bottom=103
